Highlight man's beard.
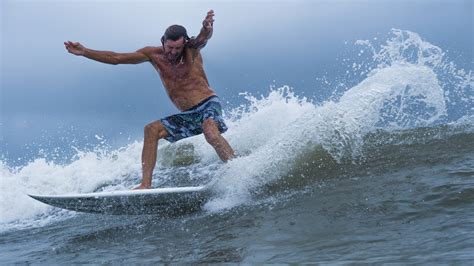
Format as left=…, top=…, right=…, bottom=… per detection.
left=167, top=52, right=182, bottom=62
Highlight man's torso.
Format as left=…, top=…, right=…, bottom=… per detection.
left=145, top=46, right=215, bottom=111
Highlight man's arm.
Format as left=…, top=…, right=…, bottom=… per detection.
left=188, top=10, right=215, bottom=49
left=64, top=41, right=152, bottom=65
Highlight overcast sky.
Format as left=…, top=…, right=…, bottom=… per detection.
left=1, top=0, right=472, bottom=163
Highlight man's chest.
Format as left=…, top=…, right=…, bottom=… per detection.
left=152, top=51, right=202, bottom=80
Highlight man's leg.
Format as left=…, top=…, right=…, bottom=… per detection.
left=202, top=118, right=235, bottom=162
left=134, top=121, right=169, bottom=189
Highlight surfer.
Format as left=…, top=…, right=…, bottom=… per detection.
left=64, top=10, right=235, bottom=189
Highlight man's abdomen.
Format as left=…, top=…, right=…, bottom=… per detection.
left=167, top=79, right=216, bottom=111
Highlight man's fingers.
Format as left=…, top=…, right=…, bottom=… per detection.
left=207, top=10, right=214, bottom=18
left=64, top=41, right=81, bottom=54
left=203, top=10, right=214, bottom=28
left=66, top=41, right=78, bottom=47
left=205, top=10, right=215, bottom=23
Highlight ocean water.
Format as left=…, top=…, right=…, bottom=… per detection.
left=1, top=29, right=473, bottom=263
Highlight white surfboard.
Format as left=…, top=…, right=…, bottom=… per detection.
left=28, top=186, right=210, bottom=215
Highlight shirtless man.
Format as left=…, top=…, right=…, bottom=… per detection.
left=64, top=10, right=235, bottom=189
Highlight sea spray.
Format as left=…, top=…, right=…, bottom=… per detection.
left=0, top=141, right=143, bottom=230
left=205, top=64, right=446, bottom=211
left=354, top=29, right=473, bottom=120
left=205, top=29, right=471, bottom=211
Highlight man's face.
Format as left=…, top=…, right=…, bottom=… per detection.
left=164, top=37, right=185, bottom=61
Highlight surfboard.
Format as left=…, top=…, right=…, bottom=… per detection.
left=28, top=186, right=210, bottom=215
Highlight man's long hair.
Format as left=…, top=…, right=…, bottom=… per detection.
left=161, top=25, right=190, bottom=46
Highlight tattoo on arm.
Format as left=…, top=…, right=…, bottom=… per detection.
left=188, top=10, right=215, bottom=49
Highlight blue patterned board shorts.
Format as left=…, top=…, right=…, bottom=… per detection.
left=160, top=95, right=228, bottom=143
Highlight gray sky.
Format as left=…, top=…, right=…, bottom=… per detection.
left=1, top=0, right=472, bottom=163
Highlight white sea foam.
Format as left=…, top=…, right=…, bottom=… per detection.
left=205, top=29, right=470, bottom=211
left=0, top=142, right=143, bottom=231
left=204, top=64, right=446, bottom=211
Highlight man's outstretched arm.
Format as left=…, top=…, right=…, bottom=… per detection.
left=188, top=10, right=215, bottom=49
left=64, top=41, right=151, bottom=65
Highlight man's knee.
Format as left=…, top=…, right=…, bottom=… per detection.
left=144, top=121, right=168, bottom=140
left=202, top=119, right=221, bottom=145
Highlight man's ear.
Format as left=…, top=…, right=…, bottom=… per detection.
left=161, top=36, right=165, bottom=46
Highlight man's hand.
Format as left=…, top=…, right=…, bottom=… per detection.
left=64, top=41, right=86, bottom=56
left=202, top=10, right=214, bottom=29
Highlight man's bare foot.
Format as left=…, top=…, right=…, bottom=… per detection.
left=132, top=183, right=151, bottom=190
